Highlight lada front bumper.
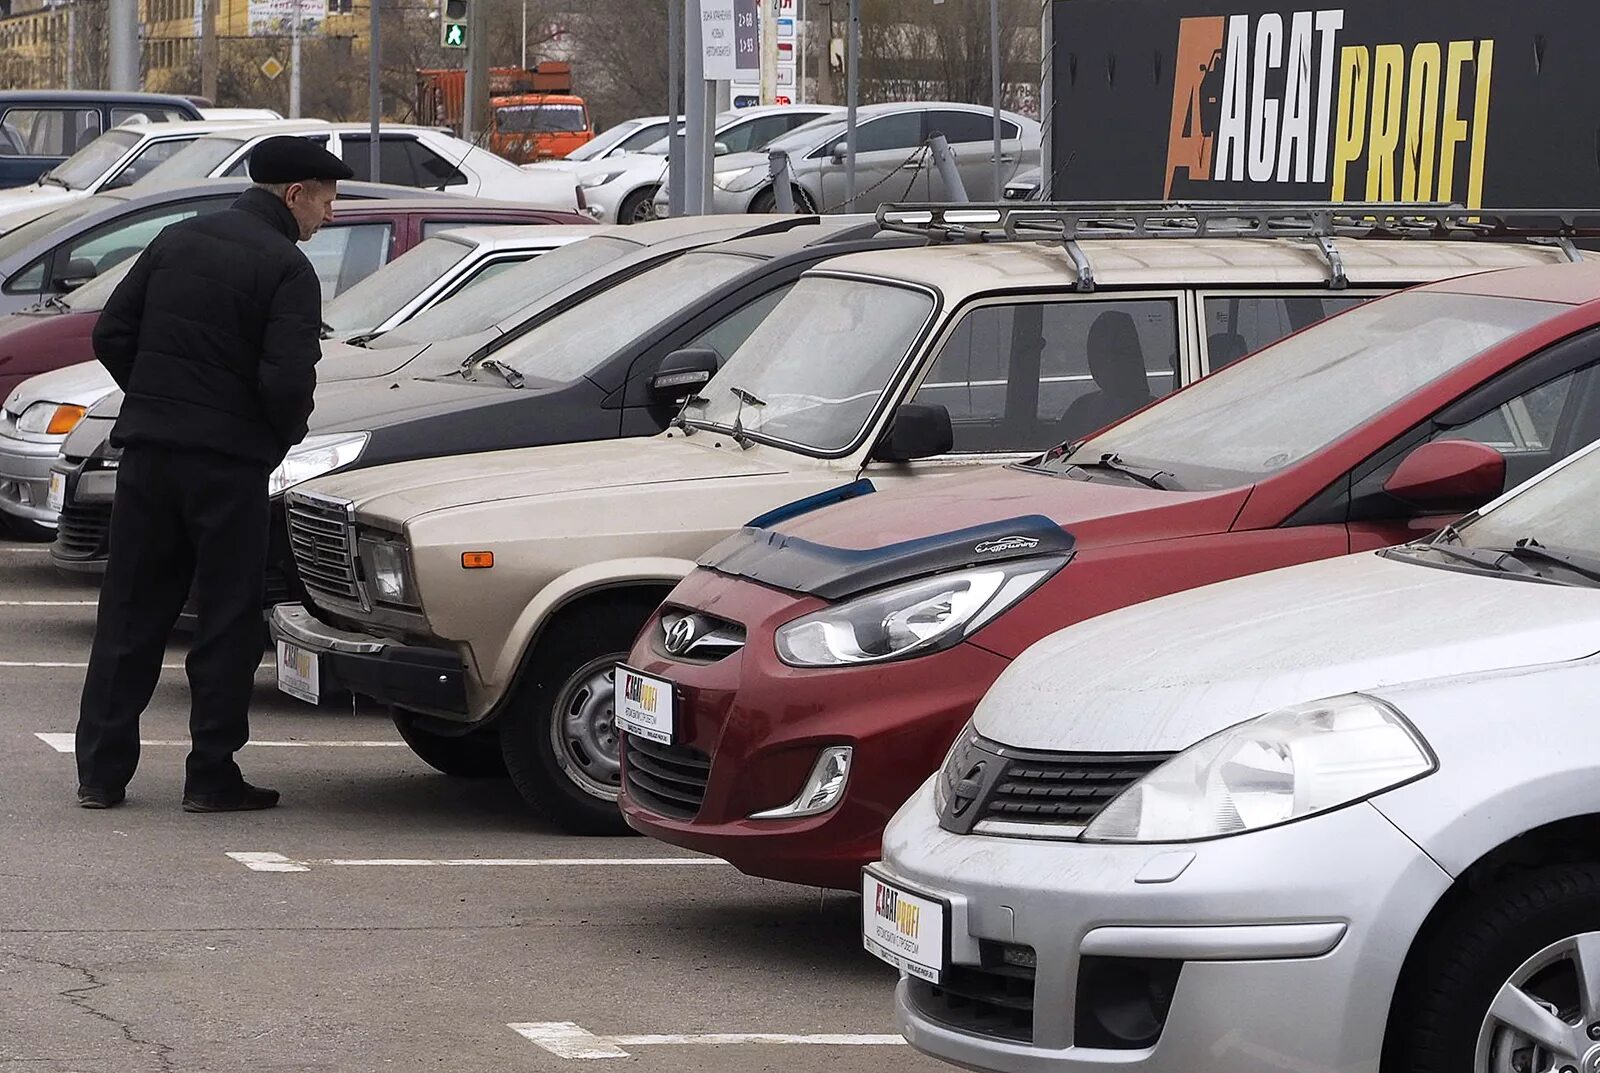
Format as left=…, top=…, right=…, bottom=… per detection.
left=269, top=603, right=468, bottom=717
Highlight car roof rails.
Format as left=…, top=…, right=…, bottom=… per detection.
left=874, top=202, right=1600, bottom=292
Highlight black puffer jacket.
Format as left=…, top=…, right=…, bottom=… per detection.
left=93, top=188, right=321, bottom=466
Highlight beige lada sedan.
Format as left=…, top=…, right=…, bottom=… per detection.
left=269, top=205, right=1574, bottom=833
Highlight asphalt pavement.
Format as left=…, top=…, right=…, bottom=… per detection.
left=0, top=538, right=940, bottom=1073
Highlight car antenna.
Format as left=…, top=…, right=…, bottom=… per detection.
left=437, top=121, right=491, bottom=192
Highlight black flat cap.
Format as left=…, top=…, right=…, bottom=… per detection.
left=248, top=135, right=356, bottom=184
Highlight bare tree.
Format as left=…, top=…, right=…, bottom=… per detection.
left=563, top=0, right=669, bottom=130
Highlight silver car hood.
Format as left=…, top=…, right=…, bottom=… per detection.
left=973, top=551, right=1600, bottom=754
left=3, top=360, right=117, bottom=414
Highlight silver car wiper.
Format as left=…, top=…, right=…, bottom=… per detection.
left=1490, top=539, right=1600, bottom=586
left=476, top=357, right=525, bottom=389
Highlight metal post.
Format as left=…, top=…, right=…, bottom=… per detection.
left=65, top=5, right=76, bottom=90
left=668, top=0, right=684, bottom=217
left=845, top=0, right=858, bottom=210
left=768, top=149, right=795, bottom=211
left=683, top=0, right=707, bottom=216
left=107, top=0, right=139, bottom=90
left=929, top=133, right=968, bottom=202
left=368, top=0, right=381, bottom=181
left=699, top=80, right=717, bottom=213
left=200, top=0, right=218, bottom=100
left=289, top=11, right=302, bottom=118
left=990, top=0, right=1003, bottom=199
left=1039, top=0, right=1052, bottom=199
left=520, top=0, right=527, bottom=69
left=465, top=0, right=489, bottom=142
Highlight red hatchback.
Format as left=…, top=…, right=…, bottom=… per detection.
left=619, top=261, right=1600, bottom=889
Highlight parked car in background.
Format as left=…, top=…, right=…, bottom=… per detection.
left=573, top=106, right=837, bottom=224
left=0, top=91, right=204, bottom=189
left=0, top=187, right=549, bottom=540
left=870, top=429, right=1600, bottom=1073
left=659, top=102, right=1041, bottom=215
left=197, top=108, right=285, bottom=122
left=0, top=118, right=287, bottom=224
left=135, top=122, right=584, bottom=209
left=559, top=115, right=676, bottom=163
left=261, top=205, right=1565, bottom=835
left=1003, top=165, right=1042, bottom=200
left=620, top=241, right=1600, bottom=889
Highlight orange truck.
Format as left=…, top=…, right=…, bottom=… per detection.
left=415, top=62, right=593, bottom=164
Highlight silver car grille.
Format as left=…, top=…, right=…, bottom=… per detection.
left=286, top=492, right=363, bottom=608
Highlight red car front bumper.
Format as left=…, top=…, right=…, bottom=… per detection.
left=618, top=569, right=1011, bottom=890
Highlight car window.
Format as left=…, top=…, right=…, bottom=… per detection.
left=1455, top=438, right=1600, bottom=559
left=498, top=104, right=588, bottom=134
left=300, top=222, right=394, bottom=299
left=1203, top=294, right=1370, bottom=371
left=138, top=135, right=250, bottom=185
left=420, top=218, right=517, bottom=238
left=856, top=112, right=923, bottom=154
left=454, top=256, right=533, bottom=293
left=103, top=137, right=194, bottom=189
left=341, top=136, right=416, bottom=186
left=923, top=110, right=1006, bottom=145
left=718, top=114, right=796, bottom=154
left=60, top=199, right=231, bottom=286
left=616, top=123, right=670, bottom=153
left=685, top=283, right=794, bottom=363
left=47, top=129, right=139, bottom=189
left=113, top=107, right=190, bottom=125
left=914, top=299, right=1180, bottom=454
left=322, top=234, right=473, bottom=334
left=2, top=108, right=102, bottom=156
left=407, top=140, right=468, bottom=188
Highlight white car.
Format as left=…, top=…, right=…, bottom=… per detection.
left=560, top=115, right=676, bottom=162
left=0, top=118, right=289, bottom=226
left=137, top=122, right=583, bottom=209
left=872, top=436, right=1600, bottom=1073
left=573, top=105, right=837, bottom=223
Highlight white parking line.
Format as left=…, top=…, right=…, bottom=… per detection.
left=35, top=732, right=405, bottom=753
left=0, top=600, right=98, bottom=606
left=1, top=661, right=185, bottom=669
left=508, top=1022, right=905, bottom=1059
left=228, top=852, right=730, bottom=873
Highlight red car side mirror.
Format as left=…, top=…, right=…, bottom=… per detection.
left=1384, top=439, right=1506, bottom=514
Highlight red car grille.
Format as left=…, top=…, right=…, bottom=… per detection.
left=623, top=735, right=711, bottom=820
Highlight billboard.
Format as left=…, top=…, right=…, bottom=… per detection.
left=1049, top=0, right=1600, bottom=207
left=249, top=0, right=326, bottom=36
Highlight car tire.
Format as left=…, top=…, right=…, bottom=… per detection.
left=749, top=184, right=816, bottom=214
left=618, top=186, right=659, bottom=225
left=498, top=596, right=658, bottom=835
left=392, top=707, right=507, bottom=778
left=0, top=512, right=54, bottom=542
left=1387, top=863, right=1600, bottom=1072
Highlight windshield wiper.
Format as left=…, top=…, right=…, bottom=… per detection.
left=1491, top=539, right=1600, bottom=586
left=727, top=385, right=765, bottom=449
left=343, top=330, right=383, bottom=348
left=38, top=174, right=68, bottom=189
left=670, top=394, right=711, bottom=435
left=730, top=386, right=766, bottom=408
left=1069, top=453, right=1179, bottom=490
left=475, top=357, right=525, bottom=389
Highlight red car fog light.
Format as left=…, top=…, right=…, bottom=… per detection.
left=749, top=746, right=852, bottom=819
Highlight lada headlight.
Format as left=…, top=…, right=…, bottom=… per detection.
left=15, top=401, right=87, bottom=436
left=268, top=432, right=369, bottom=498
left=357, top=531, right=418, bottom=608
left=774, top=558, right=1067, bottom=667
left=1081, top=694, right=1436, bottom=843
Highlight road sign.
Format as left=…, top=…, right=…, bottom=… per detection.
left=701, top=0, right=737, bottom=80
left=260, top=55, right=284, bottom=79
left=439, top=0, right=466, bottom=48
left=734, top=0, right=759, bottom=77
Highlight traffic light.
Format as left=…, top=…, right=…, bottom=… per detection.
left=440, top=0, right=467, bottom=49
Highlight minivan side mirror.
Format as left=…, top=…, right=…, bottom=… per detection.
left=650, top=347, right=720, bottom=401
left=1383, top=439, right=1506, bottom=513
left=873, top=402, right=954, bottom=463
left=58, top=258, right=99, bottom=291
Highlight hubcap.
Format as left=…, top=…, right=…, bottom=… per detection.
left=550, top=655, right=623, bottom=801
left=1477, top=933, right=1600, bottom=1073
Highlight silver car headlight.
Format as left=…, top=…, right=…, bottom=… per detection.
left=580, top=170, right=627, bottom=189
left=357, top=532, right=417, bottom=608
left=15, top=401, right=87, bottom=436
left=1081, top=694, right=1436, bottom=844
left=712, top=165, right=764, bottom=192
left=268, top=432, right=369, bottom=498
left=774, top=558, right=1067, bottom=668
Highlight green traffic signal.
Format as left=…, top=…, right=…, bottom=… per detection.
left=442, top=20, right=466, bottom=47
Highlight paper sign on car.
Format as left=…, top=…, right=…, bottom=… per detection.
left=862, top=868, right=946, bottom=982
left=615, top=665, right=674, bottom=744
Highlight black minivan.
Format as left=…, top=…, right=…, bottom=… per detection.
left=0, top=92, right=204, bottom=188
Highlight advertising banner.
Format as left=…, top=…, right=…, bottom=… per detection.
left=1049, top=0, right=1600, bottom=207
left=249, top=0, right=325, bottom=35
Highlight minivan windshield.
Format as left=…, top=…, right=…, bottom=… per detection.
left=322, top=234, right=473, bottom=334
left=684, top=276, right=935, bottom=452
left=137, top=135, right=245, bottom=186
left=48, top=130, right=141, bottom=189
left=1035, top=291, right=1558, bottom=491
left=477, top=250, right=758, bottom=384
left=376, top=235, right=638, bottom=348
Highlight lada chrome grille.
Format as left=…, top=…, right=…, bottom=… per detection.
left=622, top=735, right=711, bottom=819
left=286, top=492, right=362, bottom=608
left=938, top=732, right=1170, bottom=838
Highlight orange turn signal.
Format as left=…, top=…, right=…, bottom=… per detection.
left=461, top=551, right=494, bottom=569
left=45, top=404, right=87, bottom=435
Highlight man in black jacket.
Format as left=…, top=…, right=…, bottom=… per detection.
left=74, top=137, right=353, bottom=812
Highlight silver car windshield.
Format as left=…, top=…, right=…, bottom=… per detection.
left=48, top=130, right=141, bottom=189
left=138, top=136, right=246, bottom=185
left=683, top=276, right=934, bottom=453
left=376, top=235, right=638, bottom=348
left=1038, top=291, right=1558, bottom=491
left=322, top=235, right=474, bottom=334
left=1456, top=446, right=1600, bottom=559
left=486, top=250, right=758, bottom=382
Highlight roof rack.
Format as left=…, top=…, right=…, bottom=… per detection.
left=874, top=201, right=1600, bottom=291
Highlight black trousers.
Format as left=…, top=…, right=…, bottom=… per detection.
left=76, top=444, right=271, bottom=794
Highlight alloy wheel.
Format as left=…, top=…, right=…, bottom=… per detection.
left=1477, top=933, right=1600, bottom=1073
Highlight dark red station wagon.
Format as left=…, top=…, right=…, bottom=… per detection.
left=620, top=261, right=1600, bottom=889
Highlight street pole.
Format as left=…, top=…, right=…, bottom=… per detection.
left=845, top=0, right=858, bottom=210
left=201, top=0, right=218, bottom=102
left=521, top=0, right=527, bottom=69
left=990, top=0, right=1002, bottom=199
left=683, top=0, right=706, bottom=215
left=65, top=5, right=76, bottom=90
left=465, top=0, right=489, bottom=142
left=107, top=0, right=139, bottom=90
left=369, top=0, right=381, bottom=181
left=289, top=10, right=302, bottom=118
left=668, top=0, right=684, bottom=217
left=1039, top=0, right=1051, bottom=198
